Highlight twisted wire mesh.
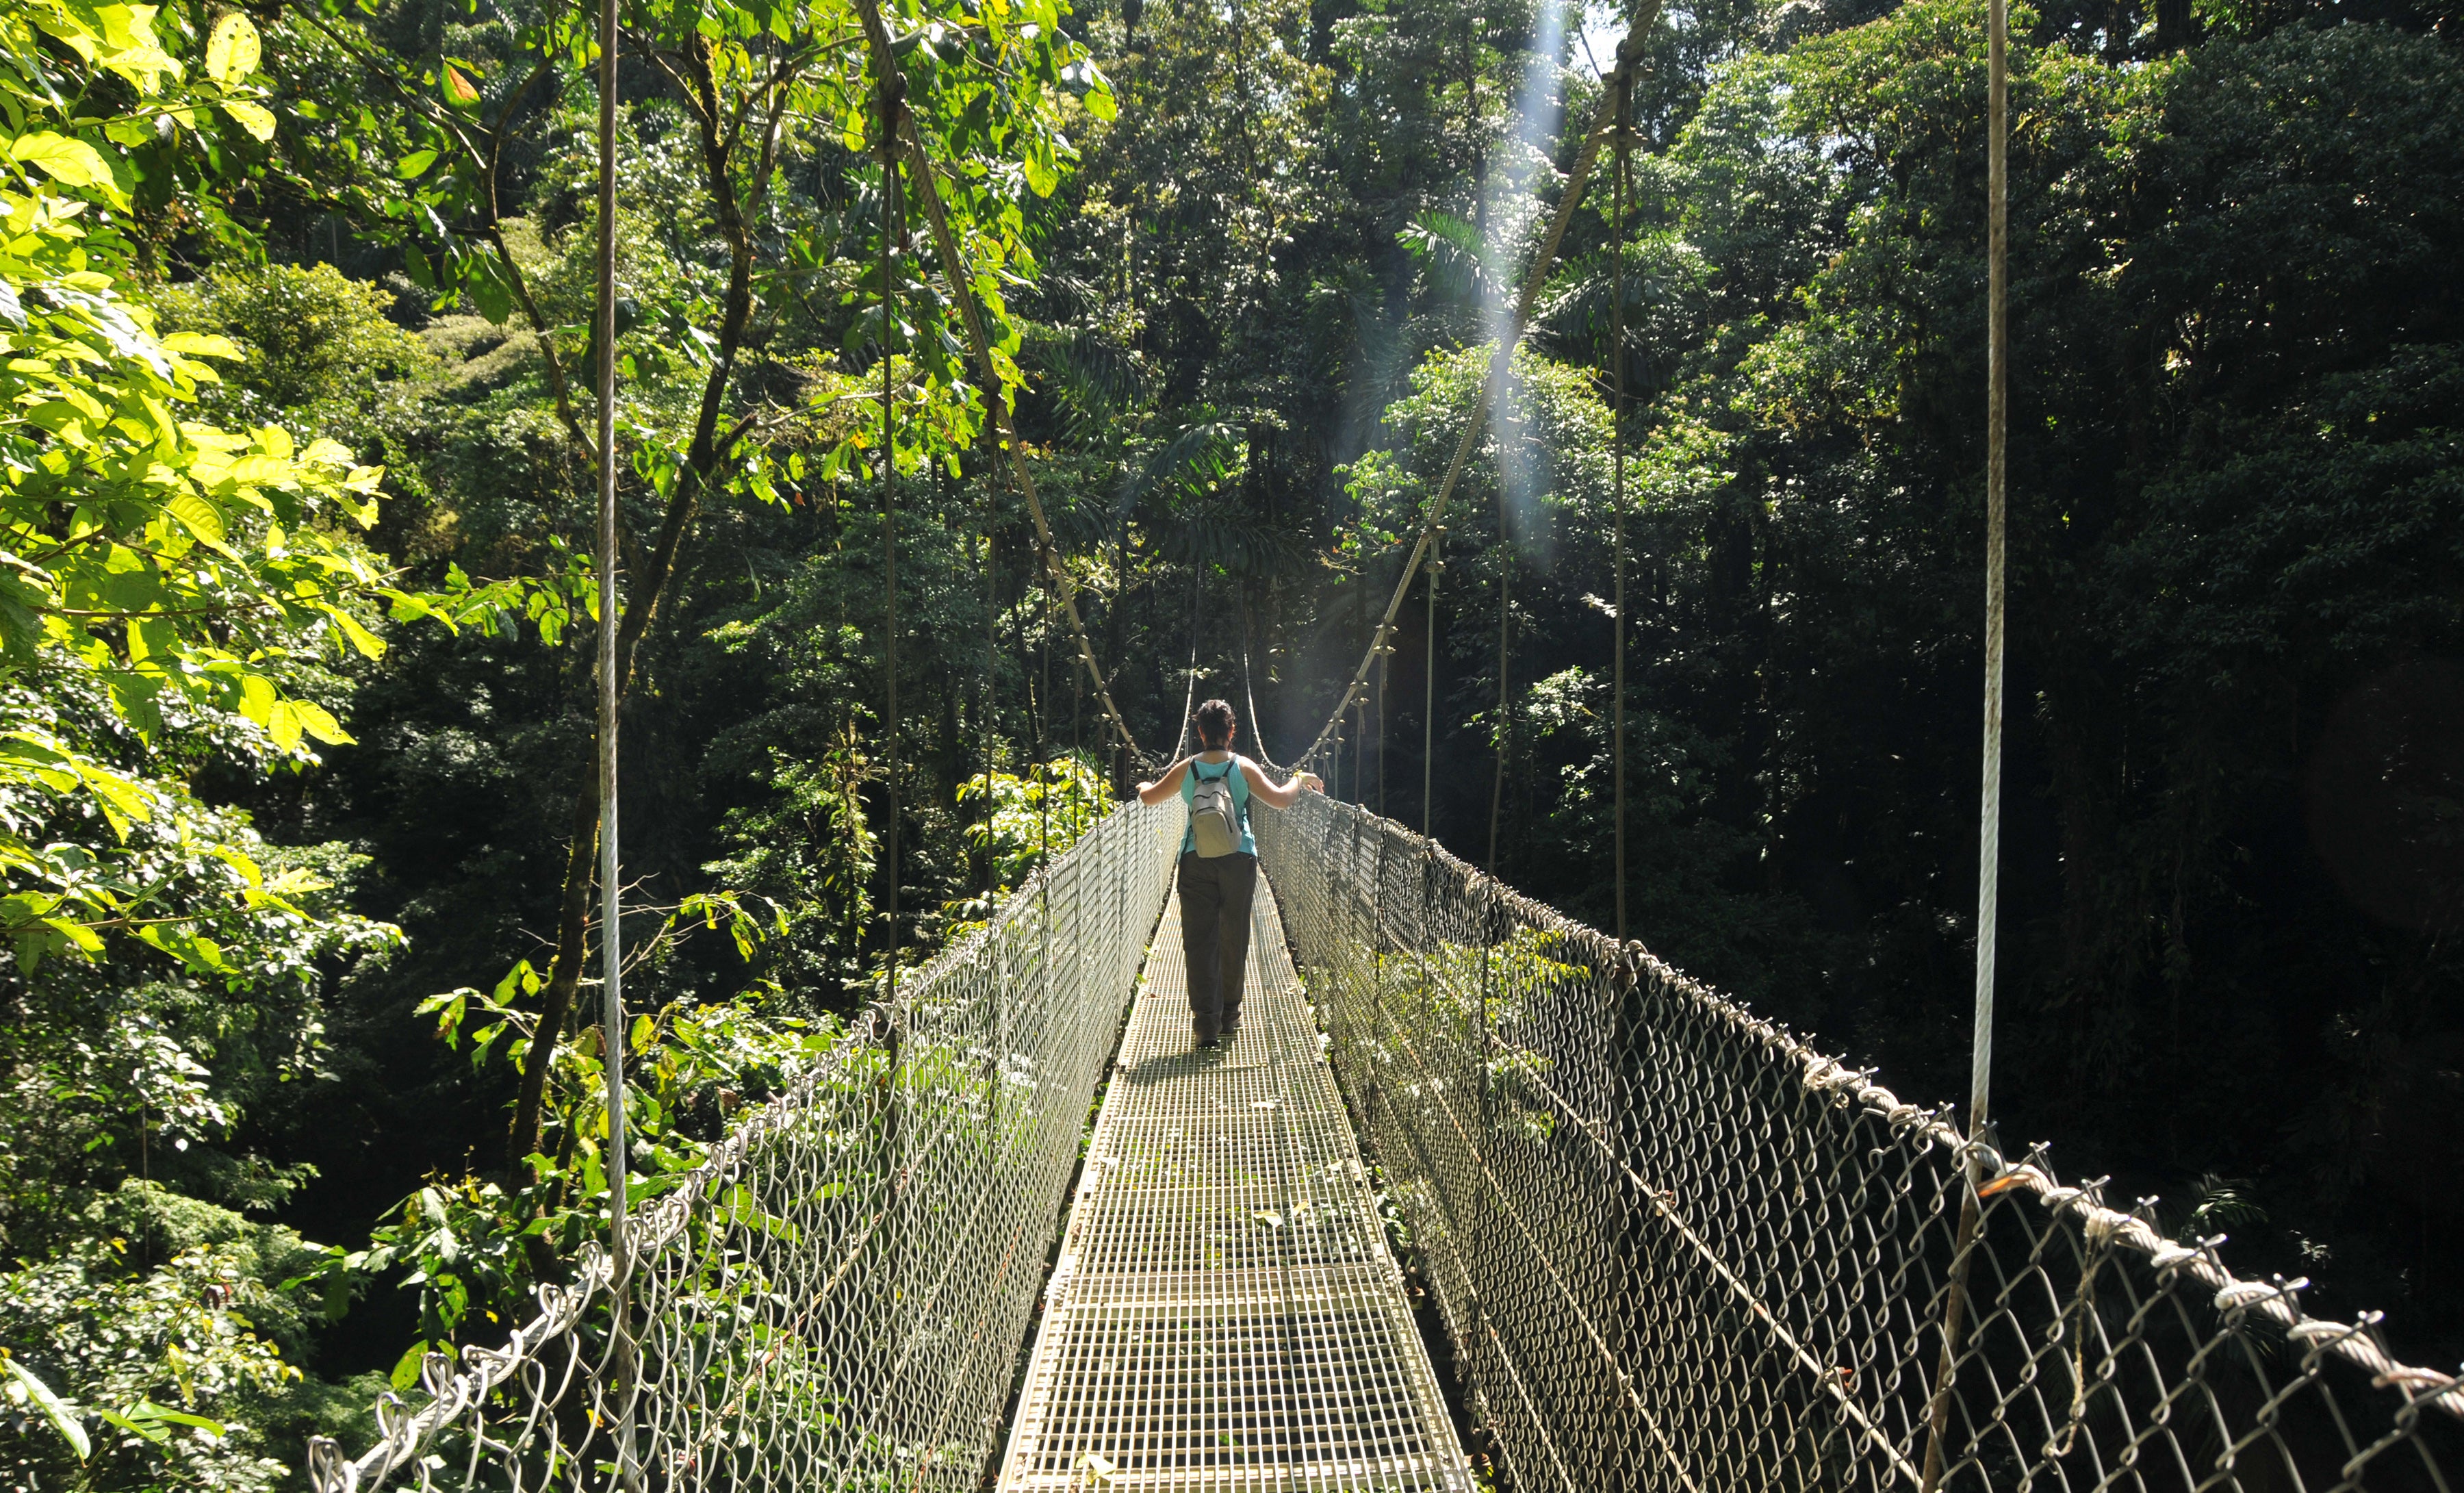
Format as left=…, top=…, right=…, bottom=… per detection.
left=1253, top=792, right=2464, bottom=1493
left=309, top=797, right=1187, bottom=1493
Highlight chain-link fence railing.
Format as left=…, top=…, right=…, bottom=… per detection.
left=1255, top=792, right=2463, bottom=1493
left=308, top=797, right=1185, bottom=1493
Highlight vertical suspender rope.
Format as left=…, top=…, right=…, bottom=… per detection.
left=1975, top=0, right=2009, bottom=1197
left=1354, top=699, right=1364, bottom=808
left=879, top=79, right=903, bottom=1012
left=1918, top=0, right=2006, bottom=1485
left=1611, top=77, right=1631, bottom=944
left=1174, top=571, right=1201, bottom=758
left=1424, top=527, right=1443, bottom=839
left=1039, top=587, right=1051, bottom=865
left=1487, top=486, right=1510, bottom=871
left=589, top=0, right=636, bottom=1481
left=981, top=492, right=997, bottom=897
left=1238, top=589, right=1283, bottom=772
left=1376, top=633, right=1387, bottom=817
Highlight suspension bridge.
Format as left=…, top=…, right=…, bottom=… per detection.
left=308, top=789, right=2462, bottom=1493
left=305, top=0, right=2463, bottom=1483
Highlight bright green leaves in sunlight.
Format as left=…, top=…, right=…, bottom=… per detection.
left=3, top=1, right=279, bottom=157
left=8, top=134, right=116, bottom=196
left=0, top=1, right=539, bottom=977
left=204, top=12, right=259, bottom=82
left=202, top=12, right=274, bottom=137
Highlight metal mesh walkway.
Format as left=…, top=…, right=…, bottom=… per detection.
left=997, top=876, right=1474, bottom=1492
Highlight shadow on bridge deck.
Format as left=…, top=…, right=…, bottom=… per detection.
left=997, top=875, right=1474, bottom=1492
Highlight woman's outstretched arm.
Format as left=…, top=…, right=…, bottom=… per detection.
left=1135, top=757, right=1194, bottom=806
left=1240, top=758, right=1323, bottom=811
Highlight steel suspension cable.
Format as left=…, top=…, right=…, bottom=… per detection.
left=851, top=0, right=1160, bottom=775
left=589, top=0, right=635, bottom=1477
left=1611, top=77, right=1631, bottom=943
left=1422, top=529, right=1443, bottom=837
left=1487, top=485, right=1509, bottom=870
left=1975, top=0, right=2010, bottom=1203
left=981, top=485, right=997, bottom=898
left=1918, top=0, right=2007, bottom=1483
left=878, top=81, right=903, bottom=1010
left=1292, top=0, right=1665, bottom=774
left=1172, top=570, right=1201, bottom=758
left=1039, top=587, right=1051, bottom=864
left=1237, top=588, right=1285, bottom=773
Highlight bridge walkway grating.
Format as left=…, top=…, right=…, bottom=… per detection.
left=997, top=871, right=1474, bottom=1492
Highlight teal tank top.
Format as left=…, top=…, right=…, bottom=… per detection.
left=1179, top=755, right=1255, bottom=856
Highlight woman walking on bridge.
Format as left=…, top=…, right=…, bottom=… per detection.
left=1137, top=700, right=1323, bottom=1049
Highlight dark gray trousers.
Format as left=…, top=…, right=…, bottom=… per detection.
left=1178, top=851, right=1258, bottom=1041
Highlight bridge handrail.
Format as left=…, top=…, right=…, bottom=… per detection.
left=308, top=796, right=1188, bottom=1493
left=1256, top=791, right=2461, bottom=1492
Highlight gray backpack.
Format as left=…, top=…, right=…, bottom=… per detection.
left=1189, top=759, right=1242, bottom=858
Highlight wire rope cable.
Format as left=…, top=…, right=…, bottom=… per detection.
left=588, top=0, right=637, bottom=1477
left=877, top=74, right=903, bottom=1011
left=1917, top=0, right=2007, bottom=1483
left=1039, top=587, right=1052, bottom=863
left=1172, top=569, right=1202, bottom=759
left=1610, top=76, right=1632, bottom=943
left=1487, top=476, right=1510, bottom=870
left=1422, top=526, right=1443, bottom=838
left=1237, top=588, right=1286, bottom=773
left=1376, top=630, right=1387, bottom=816
left=981, top=478, right=998, bottom=898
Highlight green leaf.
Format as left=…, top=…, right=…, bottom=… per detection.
left=3, top=1359, right=90, bottom=1460
left=164, top=489, right=227, bottom=546
left=205, top=12, right=261, bottom=81
left=96, top=1408, right=169, bottom=1446
left=219, top=100, right=277, bottom=142
left=266, top=698, right=304, bottom=752
left=396, top=148, right=439, bottom=179
left=74, top=761, right=153, bottom=837
left=9, top=132, right=112, bottom=192
left=1023, top=144, right=1058, bottom=198
left=238, top=672, right=277, bottom=726
left=468, top=263, right=513, bottom=324
left=125, top=1401, right=226, bottom=1434
left=388, top=1340, right=431, bottom=1392
left=290, top=698, right=352, bottom=746
left=162, top=331, right=243, bottom=359
left=333, top=609, right=386, bottom=659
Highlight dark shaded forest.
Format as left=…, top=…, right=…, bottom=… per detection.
left=1, top=0, right=2458, bottom=1477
